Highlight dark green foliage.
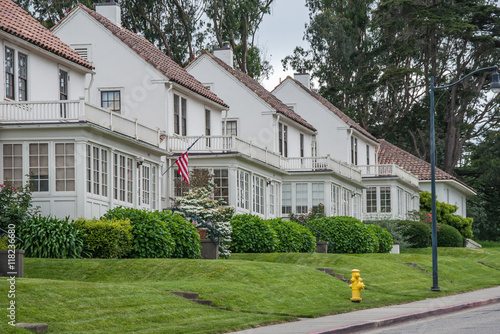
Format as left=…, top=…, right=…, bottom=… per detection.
left=157, top=211, right=201, bottom=259
left=307, top=216, right=378, bottom=254
left=437, top=224, right=463, bottom=247
left=230, top=214, right=278, bottom=253
left=0, top=183, right=33, bottom=231
left=366, top=224, right=394, bottom=253
left=268, top=218, right=316, bottom=253
left=102, top=207, right=175, bottom=258
left=395, top=220, right=431, bottom=248
left=73, top=218, right=133, bottom=259
left=19, top=215, right=84, bottom=258
left=363, top=219, right=413, bottom=251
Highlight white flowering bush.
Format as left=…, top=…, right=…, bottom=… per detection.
left=175, top=185, right=234, bottom=258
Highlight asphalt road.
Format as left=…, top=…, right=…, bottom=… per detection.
left=359, top=302, right=500, bottom=334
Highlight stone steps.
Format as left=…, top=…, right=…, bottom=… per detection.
left=316, top=268, right=351, bottom=284
left=170, top=291, right=226, bottom=310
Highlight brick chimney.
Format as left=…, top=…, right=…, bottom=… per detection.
left=95, top=2, right=121, bottom=27
left=213, top=42, right=234, bottom=68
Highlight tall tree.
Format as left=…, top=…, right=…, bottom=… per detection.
left=14, top=0, right=98, bottom=27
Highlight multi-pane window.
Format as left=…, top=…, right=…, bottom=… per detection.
left=237, top=170, right=249, bottom=209
left=380, top=186, right=391, bottom=212
left=351, top=137, right=358, bottom=165
left=55, top=143, right=75, bottom=192
left=366, top=145, right=370, bottom=165
left=173, top=167, right=190, bottom=197
left=213, top=169, right=229, bottom=204
left=282, top=183, right=292, bottom=215
left=223, top=120, right=237, bottom=136
left=59, top=70, right=68, bottom=117
left=296, top=183, right=308, bottom=214
left=300, top=133, right=304, bottom=158
left=398, top=188, right=403, bottom=216
left=87, top=145, right=108, bottom=196
left=2, top=144, right=23, bottom=189
left=312, top=183, right=324, bottom=212
left=279, top=123, right=288, bottom=157
left=173, top=94, right=187, bottom=135
left=152, top=166, right=157, bottom=209
left=353, top=194, right=361, bottom=219
left=174, top=95, right=180, bottom=134
left=253, top=175, right=265, bottom=214
left=205, top=109, right=211, bottom=146
left=29, top=143, right=49, bottom=192
left=113, top=153, right=133, bottom=203
left=366, top=187, right=377, bottom=213
left=5, top=47, right=15, bottom=99
left=342, top=189, right=351, bottom=216
left=142, top=165, right=150, bottom=205
left=269, top=183, right=276, bottom=215
left=101, top=91, right=121, bottom=112
left=331, top=184, right=340, bottom=216
left=18, top=53, right=27, bottom=101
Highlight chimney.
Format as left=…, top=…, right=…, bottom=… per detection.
left=213, top=42, right=233, bottom=68
left=95, top=2, right=121, bottom=27
left=294, top=69, right=310, bottom=90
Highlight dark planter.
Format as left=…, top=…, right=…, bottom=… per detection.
left=200, top=239, right=219, bottom=259
left=0, top=249, right=24, bottom=277
left=316, top=241, right=328, bottom=253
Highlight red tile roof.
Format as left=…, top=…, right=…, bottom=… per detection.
left=197, top=51, right=316, bottom=132
left=0, top=0, right=93, bottom=70
left=68, top=4, right=228, bottom=108
left=274, top=76, right=377, bottom=142
left=378, top=139, right=474, bottom=191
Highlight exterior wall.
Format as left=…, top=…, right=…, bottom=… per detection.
left=1, top=36, right=87, bottom=102
left=420, top=181, right=468, bottom=217
left=186, top=56, right=315, bottom=157
left=273, top=79, right=378, bottom=164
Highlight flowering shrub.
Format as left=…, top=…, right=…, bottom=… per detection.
left=0, top=183, right=34, bottom=231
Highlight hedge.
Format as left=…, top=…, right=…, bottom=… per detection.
left=230, top=214, right=278, bottom=253
left=437, top=224, right=463, bottom=247
left=268, top=218, right=316, bottom=253
left=366, top=224, right=394, bottom=253
left=157, top=210, right=201, bottom=259
left=395, top=220, right=431, bottom=248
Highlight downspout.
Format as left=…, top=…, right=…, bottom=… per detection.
left=223, top=109, right=229, bottom=135
left=85, top=72, right=95, bottom=102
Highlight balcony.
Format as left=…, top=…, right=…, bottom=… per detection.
left=167, top=135, right=362, bottom=182
left=0, top=99, right=162, bottom=147
left=358, top=164, right=419, bottom=187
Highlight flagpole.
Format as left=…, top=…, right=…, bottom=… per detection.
left=161, top=134, right=204, bottom=176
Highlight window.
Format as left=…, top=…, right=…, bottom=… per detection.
left=174, top=95, right=180, bottom=134
left=205, top=109, right=211, bottom=146
left=398, top=188, right=403, bottom=216
left=366, top=145, right=370, bottom=165
left=342, top=189, right=351, bottom=216
left=142, top=165, right=150, bottom=205
left=18, top=53, right=27, bottom=101
left=279, top=123, right=288, bottom=157
left=237, top=170, right=249, bottom=209
left=296, top=183, right=308, bottom=214
left=5, top=47, right=14, bottom=99
left=55, top=143, right=75, bottom=192
left=300, top=133, right=304, bottom=158
left=29, top=143, right=49, bottom=192
left=59, top=70, right=68, bottom=117
left=380, top=186, right=391, bottom=212
left=101, top=91, right=121, bottom=113
left=282, top=183, right=292, bottom=214
left=2, top=144, right=23, bottom=189
left=331, top=184, right=340, bottom=216
left=214, top=169, right=229, bottom=204
left=312, top=138, right=317, bottom=157
left=87, top=145, right=108, bottom=196
left=366, top=187, right=377, bottom=213
left=223, top=120, right=237, bottom=136
left=253, top=175, right=265, bottom=214
left=152, top=166, right=157, bottom=209
left=353, top=194, right=361, bottom=219
left=312, top=183, right=324, bottom=212
left=174, top=167, right=190, bottom=197
left=351, top=137, right=358, bottom=165
left=113, top=153, right=133, bottom=203
left=181, top=97, right=187, bottom=136
left=269, top=183, right=276, bottom=215
left=174, top=94, right=187, bottom=135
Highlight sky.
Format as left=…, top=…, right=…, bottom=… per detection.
left=257, top=0, right=310, bottom=91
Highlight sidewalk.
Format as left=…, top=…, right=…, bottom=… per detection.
left=229, top=286, right=500, bottom=334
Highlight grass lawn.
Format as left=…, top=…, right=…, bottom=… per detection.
left=1, top=247, right=499, bottom=333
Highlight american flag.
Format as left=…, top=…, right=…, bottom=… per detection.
left=175, top=151, right=190, bottom=184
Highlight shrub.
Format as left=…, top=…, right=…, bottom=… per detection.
left=0, top=183, right=34, bottom=231
left=366, top=224, right=394, bottom=253
left=102, top=207, right=175, bottom=258
left=307, top=216, right=377, bottom=254
left=363, top=219, right=412, bottom=251
left=437, top=224, right=463, bottom=247
left=74, top=218, right=133, bottom=258
left=230, top=214, right=278, bottom=253
left=19, top=215, right=84, bottom=258
left=157, top=211, right=200, bottom=259
left=207, top=221, right=232, bottom=259
left=395, top=220, right=431, bottom=248
left=268, top=218, right=316, bottom=253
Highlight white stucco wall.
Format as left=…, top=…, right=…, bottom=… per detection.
left=420, top=181, right=470, bottom=217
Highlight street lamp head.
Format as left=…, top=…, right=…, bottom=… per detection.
left=490, top=70, right=500, bottom=93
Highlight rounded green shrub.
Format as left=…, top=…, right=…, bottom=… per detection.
left=74, top=218, right=133, bottom=258
left=268, top=218, right=316, bottom=253
left=102, top=207, right=175, bottom=258
left=157, top=211, right=201, bottom=259
left=437, top=224, right=463, bottom=247
left=307, top=216, right=377, bottom=254
left=19, top=215, right=84, bottom=258
left=230, top=214, right=278, bottom=253
left=366, top=224, right=394, bottom=253
left=396, top=220, right=431, bottom=248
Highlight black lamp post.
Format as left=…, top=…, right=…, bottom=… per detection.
left=429, top=65, right=500, bottom=291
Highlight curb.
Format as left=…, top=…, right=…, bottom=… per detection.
left=310, top=297, right=500, bottom=334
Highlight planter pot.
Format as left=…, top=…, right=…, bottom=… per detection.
left=200, top=239, right=219, bottom=260
left=316, top=241, right=328, bottom=253
left=390, top=243, right=400, bottom=254
left=0, top=249, right=24, bottom=277
left=197, top=228, right=208, bottom=239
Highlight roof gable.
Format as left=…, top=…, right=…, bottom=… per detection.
left=0, top=0, right=93, bottom=70
left=274, top=76, right=377, bottom=142
left=193, top=51, right=316, bottom=132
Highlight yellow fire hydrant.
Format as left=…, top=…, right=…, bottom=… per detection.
left=349, top=269, right=365, bottom=302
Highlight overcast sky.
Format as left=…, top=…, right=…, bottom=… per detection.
left=257, top=0, right=309, bottom=91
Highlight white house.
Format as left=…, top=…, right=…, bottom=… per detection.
left=0, top=0, right=165, bottom=218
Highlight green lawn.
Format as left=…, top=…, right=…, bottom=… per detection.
left=1, top=247, right=499, bottom=333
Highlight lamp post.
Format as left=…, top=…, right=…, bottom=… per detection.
left=429, top=65, right=500, bottom=291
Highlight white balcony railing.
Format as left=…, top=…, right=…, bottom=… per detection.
left=0, top=99, right=161, bottom=147
left=167, top=135, right=362, bottom=182
left=358, top=164, right=419, bottom=187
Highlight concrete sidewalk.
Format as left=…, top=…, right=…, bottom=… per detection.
left=229, top=286, right=500, bottom=334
